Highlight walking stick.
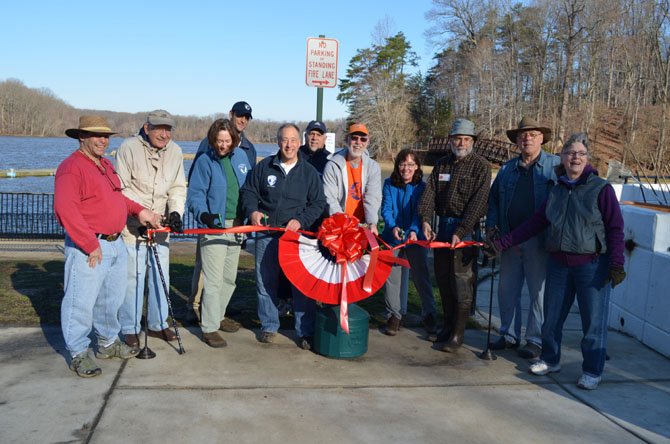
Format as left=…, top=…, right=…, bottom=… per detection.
left=478, top=257, right=497, bottom=361
left=147, top=237, right=186, bottom=354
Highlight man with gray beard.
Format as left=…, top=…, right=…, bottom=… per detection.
left=418, top=118, right=490, bottom=353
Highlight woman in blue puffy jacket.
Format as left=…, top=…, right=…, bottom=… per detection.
left=380, top=149, right=437, bottom=336
left=186, top=119, right=251, bottom=348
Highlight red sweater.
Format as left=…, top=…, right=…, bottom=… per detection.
left=54, top=150, right=144, bottom=254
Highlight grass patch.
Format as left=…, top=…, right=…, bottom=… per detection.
left=0, top=248, right=444, bottom=330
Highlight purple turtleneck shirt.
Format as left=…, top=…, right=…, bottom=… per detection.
left=496, top=165, right=625, bottom=268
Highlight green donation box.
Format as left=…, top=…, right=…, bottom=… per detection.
left=314, top=304, right=369, bottom=358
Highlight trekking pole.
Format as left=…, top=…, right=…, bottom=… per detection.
left=478, top=257, right=497, bottom=361
left=147, top=237, right=185, bottom=354
left=136, top=315, right=156, bottom=360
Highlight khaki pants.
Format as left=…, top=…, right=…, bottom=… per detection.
left=199, top=232, right=242, bottom=333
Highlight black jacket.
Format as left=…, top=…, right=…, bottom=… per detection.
left=240, top=153, right=326, bottom=229
left=299, top=145, right=330, bottom=175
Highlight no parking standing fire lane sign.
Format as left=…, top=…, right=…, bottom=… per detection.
left=306, top=37, right=339, bottom=88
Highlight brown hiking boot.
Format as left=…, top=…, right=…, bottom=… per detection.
left=383, top=315, right=401, bottom=336
left=219, top=317, right=241, bottom=333
left=203, top=332, right=227, bottom=348
left=124, top=333, right=140, bottom=348
left=147, top=328, right=177, bottom=342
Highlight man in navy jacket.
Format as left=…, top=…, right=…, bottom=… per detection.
left=240, top=123, right=326, bottom=350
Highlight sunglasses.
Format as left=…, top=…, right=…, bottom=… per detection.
left=96, top=163, right=123, bottom=192
left=350, top=135, right=368, bottom=142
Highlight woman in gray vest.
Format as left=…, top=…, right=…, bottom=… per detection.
left=485, top=133, right=626, bottom=390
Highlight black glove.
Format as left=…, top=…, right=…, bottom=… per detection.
left=606, top=266, right=626, bottom=288
left=200, top=212, right=222, bottom=229
left=485, top=226, right=500, bottom=242
left=137, top=225, right=148, bottom=237
left=482, top=239, right=500, bottom=258
left=167, top=211, right=183, bottom=233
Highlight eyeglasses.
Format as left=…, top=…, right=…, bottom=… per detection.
left=350, top=135, right=368, bottom=142
left=399, top=163, right=417, bottom=168
left=562, top=151, right=588, bottom=158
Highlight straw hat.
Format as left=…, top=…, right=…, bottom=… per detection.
left=506, top=116, right=552, bottom=144
left=65, top=115, right=117, bottom=139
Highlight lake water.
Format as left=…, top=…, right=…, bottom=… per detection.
left=0, top=136, right=280, bottom=193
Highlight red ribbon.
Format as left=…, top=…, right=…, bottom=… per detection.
left=147, top=220, right=480, bottom=334
left=316, top=213, right=380, bottom=333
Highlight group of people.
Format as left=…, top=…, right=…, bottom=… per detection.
left=55, top=108, right=625, bottom=391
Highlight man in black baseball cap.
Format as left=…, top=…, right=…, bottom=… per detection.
left=299, top=120, right=329, bottom=174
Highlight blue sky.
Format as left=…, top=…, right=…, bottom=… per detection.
left=1, top=0, right=437, bottom=121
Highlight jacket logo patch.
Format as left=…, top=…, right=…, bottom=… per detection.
left=267, top=175, right=277, bottom=187
left=238, top=164, right=248, bottom=175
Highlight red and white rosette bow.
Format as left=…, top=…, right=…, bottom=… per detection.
left=279, top=213, right=405, bottom=333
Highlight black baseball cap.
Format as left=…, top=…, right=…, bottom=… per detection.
left=231, top=101, right=253, bottom=119
left=305, top=120, right=327, bottom=134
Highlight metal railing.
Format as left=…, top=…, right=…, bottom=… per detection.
left=0, top=192, right=198, bottom=241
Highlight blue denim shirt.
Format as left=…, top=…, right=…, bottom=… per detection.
left=486, top=150, right=560, bottom=235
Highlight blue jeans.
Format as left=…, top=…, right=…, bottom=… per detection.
left=255, top=233, right=315, bottom=337
left=119, top=238, right=170, bottom=334
left=541, top=255, right=611, bottom=377
left=384, top=246, right=435, bottom=319
left=497, top=236, right=546, bottom=345
left=61, top=235, right=127, bottom=357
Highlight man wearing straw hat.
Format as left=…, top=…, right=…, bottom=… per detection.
left=418, top=118, right=491, bottom=353
left=116, top=110, right=187, bottom=348
left=55, top=115, right=163, bottom=377
left=485, top=116, right=560, bottom=359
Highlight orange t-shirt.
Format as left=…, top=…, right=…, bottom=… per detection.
left=345, top=159, right=365, bottom=221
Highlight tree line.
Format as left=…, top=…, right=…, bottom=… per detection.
left=338, top=0, right=670, bottom=174
left=3, top=0, right=670, bottom=173
left=0, top=78, right=347, bottom=145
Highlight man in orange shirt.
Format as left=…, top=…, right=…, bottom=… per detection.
left=322, top=123, right=382, bottom=233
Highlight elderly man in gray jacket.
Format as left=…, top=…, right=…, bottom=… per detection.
left=116, top=110, right=186, bottom=347
left=322, top=123, right=381, bottom=233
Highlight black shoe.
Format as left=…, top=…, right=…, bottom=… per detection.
left=427, top=328, right=451, bottom=343
left=517, top=342, right=541, bottom=359
left=422, top=313, right=437, bottom=334
left=489, top=336, right=519, bottom=350
left=298, top=336, right=312, bottom=350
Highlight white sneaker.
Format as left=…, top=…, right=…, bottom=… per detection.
left=577, top=374, right=601, bottom=390
left=529, top=360, right=561, bottom=375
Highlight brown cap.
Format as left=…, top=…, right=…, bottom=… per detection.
left=506, top=116, right=552, bottom=144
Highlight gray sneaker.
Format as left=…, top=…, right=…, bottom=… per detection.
left=70, top=350, right=102, bottom=378
left=96, top=339, right=139, bottom=359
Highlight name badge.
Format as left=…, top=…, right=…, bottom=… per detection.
left=439, top=173, right=451, bottom=182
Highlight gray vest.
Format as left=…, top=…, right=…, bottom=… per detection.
left=544, top=174, right=608, bottom=254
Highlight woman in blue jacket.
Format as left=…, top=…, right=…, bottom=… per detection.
left=186, top=119, right=251, bottom=348
left=381, top=149, right=436, bottom=336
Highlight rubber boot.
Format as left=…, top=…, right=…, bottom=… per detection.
left=439, top=308, right=470, bottom=353
left=429, top=292, right=455, bottom=342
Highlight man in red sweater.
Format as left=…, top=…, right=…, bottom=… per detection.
left=55, top=115, right=162, bottom=378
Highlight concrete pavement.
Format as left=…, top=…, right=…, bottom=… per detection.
left=1, top=310, right=669, bottom=443
left=1, top=243, right=669, bottom=443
